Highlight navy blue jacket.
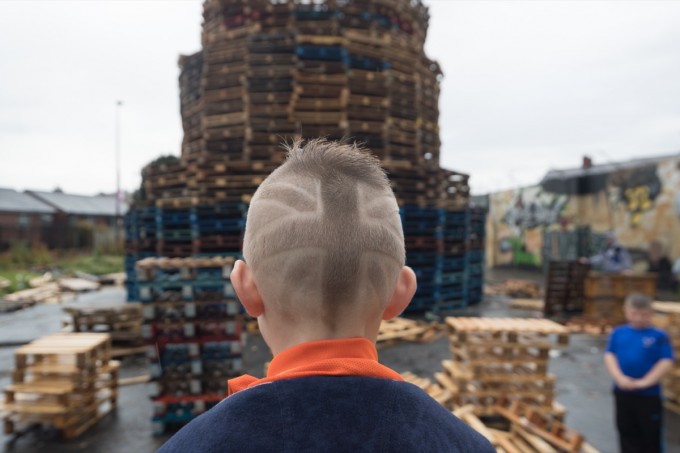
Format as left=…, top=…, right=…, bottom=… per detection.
left=157, top=376, right=495, bottom=452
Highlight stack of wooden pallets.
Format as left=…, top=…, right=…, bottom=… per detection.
left=436, top=317, right=570, bottom=417
left=652, top=301, right=680, bottom=414
left=134, top=257, right=244, bottom=435
left=124, top=0, right=486, bottom=313
left=1, top=333, right=118, bottom=440
left=63, top=303, right=143, bottom=346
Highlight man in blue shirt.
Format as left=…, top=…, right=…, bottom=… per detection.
left=605, top=293, right=675, bottom=453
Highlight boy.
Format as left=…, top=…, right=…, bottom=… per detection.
left=158, top=139, right=494, bottom=452
left=605, top=293, right=675, bottom=453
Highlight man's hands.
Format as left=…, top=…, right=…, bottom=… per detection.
left=615, top=375, right=651, bottom=390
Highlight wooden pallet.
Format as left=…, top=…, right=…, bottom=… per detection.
left=446, top=317, right=570, bottom=347
left=377, top=317, right=444, bottom=347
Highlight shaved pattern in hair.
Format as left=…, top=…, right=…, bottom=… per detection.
left=243, top=139, right=405, bottom=328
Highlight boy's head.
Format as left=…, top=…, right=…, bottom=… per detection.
left=624, top=293, right=653, bottom=329
left=231, top=139, right=416, bottom=350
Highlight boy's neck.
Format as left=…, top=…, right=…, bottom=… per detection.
left=261, top=317, right=382, bottom=356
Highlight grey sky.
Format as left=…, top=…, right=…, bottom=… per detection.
left=1, top=1, right=679, bottom=196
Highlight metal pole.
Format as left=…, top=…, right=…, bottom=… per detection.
left=115, top=100, right=123, bottom=246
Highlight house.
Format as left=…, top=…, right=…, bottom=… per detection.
left=0, top=188, right=128, bottom=251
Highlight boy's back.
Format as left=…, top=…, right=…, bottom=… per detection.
left=159, top=376, right=491, bottom=453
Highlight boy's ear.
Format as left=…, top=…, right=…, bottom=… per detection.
left=382, top=266, right=417, bottom=320
left=231, top=260, right=264, bottom=317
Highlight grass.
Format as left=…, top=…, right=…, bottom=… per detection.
left=0, top=244, right=124, bottom=296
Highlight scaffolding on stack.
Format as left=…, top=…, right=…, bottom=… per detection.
left=125, top=0, right=483, bottom=314
left=135, top=257, right=243, bottom=435
left=1, top=333, right=118, bottom=440
left=436, top=317, right=570, bottom=419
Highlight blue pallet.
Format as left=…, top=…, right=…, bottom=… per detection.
left=467, top=263, right=484, bottom=275
left=295, top=45, right=348, bottom=61
left=294, top=9, right=338, bottom=21
left=400, top=207, right=444, bottom=219
left=440, top=256, right=465, bottom=271
left=466, top=250, right=485, bottom=263
left=431, top=299, right=468, bottom=313
left=406, top=255, right=441, bottom=267
left=195, top=219, right=245, bottom=232
left=440, top=272, right=466, bottom=285
left=412, top=266, right=440, bottom=281
left=437, top=286, right=465, bottom=301
left=349, top=56, right=389, bottom=71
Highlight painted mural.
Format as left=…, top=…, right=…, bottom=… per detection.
left=486, top=154, right=680, bottom=268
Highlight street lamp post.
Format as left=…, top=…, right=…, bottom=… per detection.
left=115, top=100, right=123, bottom=245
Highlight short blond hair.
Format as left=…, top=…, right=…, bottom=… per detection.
left=624, top=293, right=652, bottom=310
left=243, top=139, right=404, bottom=326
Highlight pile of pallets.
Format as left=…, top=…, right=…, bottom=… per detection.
left=652, top=301, right=680, bottom=414
left=124, top=0, right=486, bottom=312
left=134, top=257, right=244, bottom=435
left=544, top=261, right=590, bottom=317
left=1, top=333, right=118, bottom=440
left=63, top=304, right=143, bottom=346
left=436, top=317, right=569, bottom=416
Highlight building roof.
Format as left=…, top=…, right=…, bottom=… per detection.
left=540, top=152, right=678, bottom=195
left=27, top=190, right=128, bottom=217
left=0, top=187, right=56, bottom=214
left=541, top=153, right=677, bottom=182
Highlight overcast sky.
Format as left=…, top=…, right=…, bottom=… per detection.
left=1, top=1, right=679, bottom=196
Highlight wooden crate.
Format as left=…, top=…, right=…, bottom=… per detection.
left=63, top=303, right=143, bottom=344
left=583, top=273, right=657, bottom=323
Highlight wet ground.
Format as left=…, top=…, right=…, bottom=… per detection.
left=1, top=278, right=679, bottom=453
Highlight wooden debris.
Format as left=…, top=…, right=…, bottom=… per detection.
left=564, top=316, right=614, bottom=335
left=58, top=278, right=100, bottom=293
left=1, top=283, right=62, bottom=311
left=377, top=317, right=444, bottom=347
left=495, top=401, right=584, bottom=452
left=401, top=371, right=452, bottom=407
left=0, top=277, right=9, bottom=289
left=118, top=375, right=150, bottom=387
left=487, top=279, right=541, bottom=299
left=509, top=298, right=544, bottom=311
left=29, top=273, right=53, bottom=288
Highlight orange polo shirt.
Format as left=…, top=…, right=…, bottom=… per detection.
left=228, top=337, right=403, bottom=395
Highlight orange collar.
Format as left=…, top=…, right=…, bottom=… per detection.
left=228, top=337, right=403, bottom=395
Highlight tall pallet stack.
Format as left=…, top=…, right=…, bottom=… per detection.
left=1, top=333, right=118, bottom=440
left=125, top=0, right=484, bottom=313
left=435, top=317, right=570, bottom=417
left=134, top=257, right=244, bottom=435
left=652, top=302, right=680, bottom=414
left=544, top=261, right=590, bottom=317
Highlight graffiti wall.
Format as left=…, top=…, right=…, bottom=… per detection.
left=486, top=154, right=680, bottom=268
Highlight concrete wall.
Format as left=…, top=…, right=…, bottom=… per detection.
left=487, top=155, right=680, bottom=268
